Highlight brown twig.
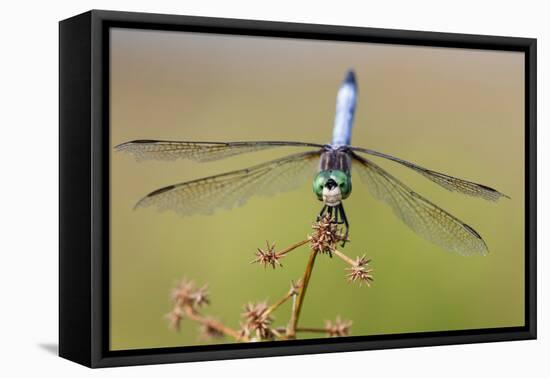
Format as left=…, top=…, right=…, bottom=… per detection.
left=332, top=249, right=356, bottom=265
left=168, top=216, right=370, bottom=343
left=265, top=289, right=294, bottom=317
left=277, top=239, right=309, bottom=257
left=287, top=248, right=319, bottom=338
left=182, top=305, right=245, bottom=341
left=295, top=327, right=328, bottom=333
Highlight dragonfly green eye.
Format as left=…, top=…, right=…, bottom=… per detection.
left=332, top=170, right=352, bottom=198
left=313, top=170, right=352, bottom=200
left=313, top=172, right=328, bottom=200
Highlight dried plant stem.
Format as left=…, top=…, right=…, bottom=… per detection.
left=169, top=216, right=367, bottom=342
left=265, top=291, right=293, bottom=317
left=277, top=239, right=309, bottom=257
left=287, top=249, right=319, bottom=338
left=296, top=327, right=329, bottom=333
left=271, top=328, right=285, bottom=339
left=332, top=249, right=356, bottom=266
left=182, top=305, right=245, bottom=341
left=274, top=327, right=326, bottom=335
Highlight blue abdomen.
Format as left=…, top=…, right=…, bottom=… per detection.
left=332, top=70, right=357, bottom=146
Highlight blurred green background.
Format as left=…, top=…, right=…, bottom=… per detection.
left=110, top=28, right=525, bottom=351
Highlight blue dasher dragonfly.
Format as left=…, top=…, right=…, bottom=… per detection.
left=116, top=70, right=508, bottom=256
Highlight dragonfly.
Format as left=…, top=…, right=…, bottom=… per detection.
left=115, top=70, right=509, bottom=256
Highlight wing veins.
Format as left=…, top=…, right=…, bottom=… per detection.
left=135, top=151, right=321, bottom=215
left=351, top=147, right=509, bottom=202
left=352, top=153, right=488, bottom=256
left=116, top=140, right=324, bottom=162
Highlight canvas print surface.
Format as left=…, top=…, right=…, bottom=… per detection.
left=110, top=27, right=525, bottom=351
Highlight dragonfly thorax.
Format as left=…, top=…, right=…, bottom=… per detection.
left=313, top=170, right=352, bottom=206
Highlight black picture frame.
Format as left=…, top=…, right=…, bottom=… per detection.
left=59, top=9, right=537, bottom=368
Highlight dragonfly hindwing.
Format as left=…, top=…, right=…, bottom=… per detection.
left=352, top=153, right=489, bottom=256
left=135, top=151, right=321, bottom=216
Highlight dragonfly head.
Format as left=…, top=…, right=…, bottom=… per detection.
left=313, top=170, right=352, bottom=206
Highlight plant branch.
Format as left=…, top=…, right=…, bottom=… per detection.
left=182, top=305, right=245, bottom=341
left=287, top=248, right=318, bottom=338
left=296, top=327, right=329, bottom=333
left=265, top=290, right=293, bottom=317
left=169, top=216, right=364, bottom=343
left=332, top=249, right=356, bottom=266
left=277, top=239, right=309, bottom=257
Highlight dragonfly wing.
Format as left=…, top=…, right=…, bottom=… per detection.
left=351, top=147, right=509, bottom=202
left=115, top=140, right=323, bottom=162
left=136, top=151, right=321, bottom=216
left=352, top=153, right=489, bottom=256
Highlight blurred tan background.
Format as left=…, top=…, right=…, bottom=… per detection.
left=110, top=28, right=524, bottom=351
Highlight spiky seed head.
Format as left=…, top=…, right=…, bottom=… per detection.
left=325, top=316, right=352, bottom=337
left=309, top=215, right=345, bottom=254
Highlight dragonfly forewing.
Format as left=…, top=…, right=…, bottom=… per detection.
left=351, top=147, right=509, bottom=202
left=115, top=140, right=323, bottom=162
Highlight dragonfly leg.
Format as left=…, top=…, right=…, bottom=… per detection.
left=338, top=203, right=349, bottom=247
left=327, top=205, right=344, bottom=224
left=317, top=205, right=327, bottom=221
left=333, top=205, right=345, bottom=224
